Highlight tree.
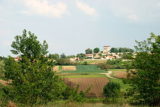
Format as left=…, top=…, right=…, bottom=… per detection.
left=129, top=33, right=160, bottom=106
left=93, top=48, right=100, bottom=53
left=119, top=48, right=134, bottom=53
left=48, top=54, right=60, bottom=60
left=85, top=48, right=92, bottom=54
left=2, top=30, right=67, bottom=105
left=11, top=29, right=48, bottom=59
left=103, top=82, right=120, bottom=102
left=60, top=53, right=66, bottom=58
left=76, top=53, right=86, bottom=59
left=110, top=48, right=119, bottom=53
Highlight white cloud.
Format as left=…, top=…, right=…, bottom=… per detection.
left=21, top=0, right=68, bottom=18
left=76, top=1, right=97, bottom=16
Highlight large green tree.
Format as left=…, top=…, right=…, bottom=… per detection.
left=129, top=33, right=160, bottom=106
left=2, top=30, right=67, bottom=105
left=93, top=48, right=100, bottom=53
left=85, top=48, right=92, bottom=54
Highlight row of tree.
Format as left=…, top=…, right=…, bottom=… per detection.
left=110, top=47, right=134, bottom=53
left=85, top=47, right=134, bottom=54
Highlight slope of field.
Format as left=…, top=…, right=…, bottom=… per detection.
left=64, top=77, right=109, bottom=97
left=61, top=65, right=106, bottom=74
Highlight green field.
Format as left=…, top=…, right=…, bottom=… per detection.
left=60, top=65, right=107, bottom=74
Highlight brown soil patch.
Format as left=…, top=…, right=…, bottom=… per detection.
left=7, top=101, right=17, bottom=107
left=113, top=71, right=127, bottom=79
left=53, top=66, right=60, bottom=72
left=0, top=80, right=11, bottom=86
left=64, top=77, right=109, bottom=97
left=62, top=66, right=76, bottom=71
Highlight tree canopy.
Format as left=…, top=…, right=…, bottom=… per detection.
left=1, top=30, right=86, bottom=106
left=11, top=29, right=48, bottom=59
left=129, top=33, right=160, bottom=106
left=85, top=48, right=92, bottom=54
left=93, top=48, right=100, bottom=53
left=110, top=47, right=134, bottom=53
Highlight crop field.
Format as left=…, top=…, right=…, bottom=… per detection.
left=53, top=66, right=76, bottom=72
left=60, top=65, right=107, bottom=74
left=64, top=77, right=109, bottom=97
left=112, top=71, right=127, bottom=79
left=82, top=59, right=107, bottom=64
left=61, top=74, right=106, bottom=78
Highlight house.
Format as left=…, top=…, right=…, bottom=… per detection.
left=106, top=56, right=116, bottom=60
left=85, top=54, right=94, bottom=59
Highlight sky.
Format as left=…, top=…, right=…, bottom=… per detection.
left=0, top=0, right=160, bottom=56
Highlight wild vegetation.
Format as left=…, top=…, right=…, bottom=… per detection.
left=0, top=30, right=159, bottom=107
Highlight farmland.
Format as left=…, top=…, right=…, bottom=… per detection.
left=56, top=64, right=129, bottom=98
left=60, top=65, right=107, bottom=73
left=64, top=77, right=109, bottom=97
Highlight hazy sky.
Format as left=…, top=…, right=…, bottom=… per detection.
left=0, top=0, right=160, bottom=56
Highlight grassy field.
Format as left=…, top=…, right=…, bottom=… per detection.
left=60, top=65, right=107, bottom=74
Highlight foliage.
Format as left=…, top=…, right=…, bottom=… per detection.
left=106, top=59, right=126, bottom=69
left=110, top=47, right=134, bottom=53
left=1, top=29, right=86, bottom=106
left=103, top=82, right=121, bottom=99
left=97, top=63, right=110, bottom=70
left=121, top=53, right=134, bottom=60
left=93, top=48, right=100, bottom=53
left=48, top=54, right=60, bottom=60
left=76, top=53, right=86, bottom=60
left=11, top=29, right=48, bottom=59
left=85, top=48, right=93, bottom=54
left=57, top=58, right=73, bottom=65
left=83, top=61, right=88, bottom=65
left=62, top=86, right=86, bottom=102
left=60, top=53, right=66, bottom=58
left=128, top=33, right=160, bottom=106
left=110, top=48, right=119, bottom=53
left=0, top=60, right=5, bottom=78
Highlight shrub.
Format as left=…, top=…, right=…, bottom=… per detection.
left=103, top=82, right=121, bottom=98
left=57, top=58, right=72, bottom=65
left=97, top=63, right=110, bottom=70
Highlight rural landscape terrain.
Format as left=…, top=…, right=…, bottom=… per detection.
left=0, top=0, right=160, bottom=107
left=0, top=30, right=159, bottom=107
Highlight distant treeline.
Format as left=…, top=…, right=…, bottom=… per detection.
left=110, top=47, right=134, bottom=53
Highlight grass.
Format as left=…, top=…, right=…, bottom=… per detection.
left=27, top=101, right=148, bottom=107
left=61, top=65, right=107, bottom=74
left=108, top=78, right=131, bottom=92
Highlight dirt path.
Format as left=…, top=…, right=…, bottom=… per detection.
left=100, top=71, right=115, bottom=79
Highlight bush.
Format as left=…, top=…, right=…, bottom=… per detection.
left=103, top=82, right=121, bottom=98
left=57, top=58, right=73, bottom=65
left=97, top=63, right=110, bottom=70
left=0, top=60, right=5, bottom=78
left=106, top=59, right=127, bottom=69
